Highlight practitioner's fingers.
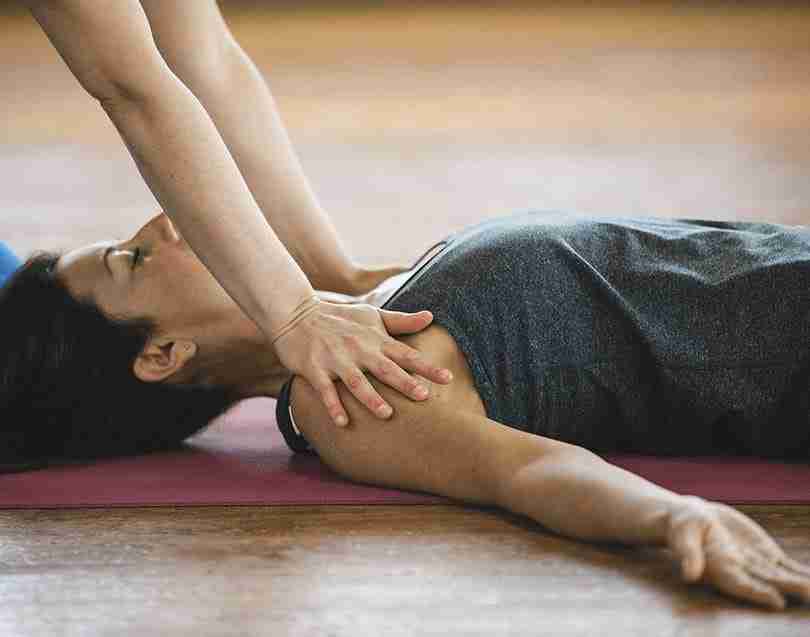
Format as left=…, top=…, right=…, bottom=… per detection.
left=309, top=372, right=352, bottom=427
left=371, top=355, right=432, bottom=402
left=337, top=364, right=393, bottom=421
left=381, top=339, right=454, bottom=386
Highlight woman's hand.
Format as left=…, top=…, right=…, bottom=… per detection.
left=272, top=299, right=453, bottom=427
left=666, top=495, right=810, bottom=610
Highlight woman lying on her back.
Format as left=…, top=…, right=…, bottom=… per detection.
left=3, top=209, right=810, bottom=610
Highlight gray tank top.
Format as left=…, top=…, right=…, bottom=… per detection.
left=278, top=210, right=810, bottom=458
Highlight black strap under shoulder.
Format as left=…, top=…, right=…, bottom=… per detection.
left=275, top=376, right=315, bottom=454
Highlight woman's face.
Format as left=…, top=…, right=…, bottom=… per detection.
left=53, top=211, right=282, bottom=393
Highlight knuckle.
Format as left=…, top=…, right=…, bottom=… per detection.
left=378, top=359, right=398, bottom=378
left=346, top=371, right=365, bottom=389
left=343, top=334, right=361, bottom=349
left=315, top=379, right=332, bottom=395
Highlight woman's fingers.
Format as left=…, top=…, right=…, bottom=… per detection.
left=713, top=564, right=786, bottom=610
left=742, top=551, right=810, bottom=604
left=667, top=501, right=810, bottom=610
left=778, top=554, right=810, bottom=578
left=383, top=341, right=454, bottom=386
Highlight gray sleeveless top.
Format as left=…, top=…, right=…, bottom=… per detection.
left=277, top=210, right=810, bottom=458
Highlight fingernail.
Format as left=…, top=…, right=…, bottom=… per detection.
left=441, top=370, right=453, bottom=381
left=336, top=415, right=348, bottom=426
left=415, top=386, right=429, bottom=398
left=379, top=405, right=393, bottom=417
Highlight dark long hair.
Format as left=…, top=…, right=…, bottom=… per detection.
left=0, top=251, right=243, bottom=472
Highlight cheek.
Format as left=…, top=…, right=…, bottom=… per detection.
left=164, top=262, right=235, bottom=309
left=139, top=256, right=237, bottom=322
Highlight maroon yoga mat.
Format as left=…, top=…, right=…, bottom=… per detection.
left=0, top=397, right=808, bottom=509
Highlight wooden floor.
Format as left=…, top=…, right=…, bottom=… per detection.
left=0, top=505, right=808, bottom=635
left=1, top=1, right=810, bottom=634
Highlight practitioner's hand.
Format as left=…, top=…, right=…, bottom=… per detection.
left=272, top=299, right=454, bottom=427
left=666, top=495, right=810, bottom=610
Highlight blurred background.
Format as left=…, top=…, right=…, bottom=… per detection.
left=1, top=0, right=809, bottom=269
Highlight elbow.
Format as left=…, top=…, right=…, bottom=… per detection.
left=492, top=440, right=595, bottom=513
left=80, top=52, right=179, bottom=111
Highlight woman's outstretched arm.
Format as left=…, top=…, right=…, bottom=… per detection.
left=290, top=370, right=810, bottom=610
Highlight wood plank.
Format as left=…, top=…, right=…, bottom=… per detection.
left=0, top=505, right=808, bottom=635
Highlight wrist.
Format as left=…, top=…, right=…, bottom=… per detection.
left=268, top=293, right=321, bottom=346
left=643, top=498, right=681, bottom=546
left=655, top=495, right=708, bottom=546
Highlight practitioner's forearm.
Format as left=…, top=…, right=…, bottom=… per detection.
left=186, top=43, right=359, bottom=294
left=102, top=76, right=314, bottom=335
left=498, top=447, right=684, bottom=546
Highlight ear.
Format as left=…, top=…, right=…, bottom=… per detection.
left=133, top=338, right=197, bottom=383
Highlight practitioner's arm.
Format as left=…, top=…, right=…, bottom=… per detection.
left=138, top=0, right=369, bottom=295
left=25, top=0, right=455, bottom=428
left=25, top=0, right=309, bottom=333
left=290, top=373, right=810, bottom=610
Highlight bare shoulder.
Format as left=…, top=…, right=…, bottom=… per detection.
left=394, top=322, right=488, bottom=418
left=286, top=323, right=542, bottom=504
left=288, top=322, right=488, bottom=473
left=294, top=321, right=486, bottom=422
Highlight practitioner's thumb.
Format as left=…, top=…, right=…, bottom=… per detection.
left=379, top=309, right=434, bottom=335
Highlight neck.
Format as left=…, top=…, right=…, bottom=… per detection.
left=221, top=340, right=292, bottom=400
left=229, top=289, right=363, bottom=398
left=179, top=324, right=292, bottom=400
left=185, top=289, right=368, bottom=399
left=236, top=367, right=293, bottom=400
